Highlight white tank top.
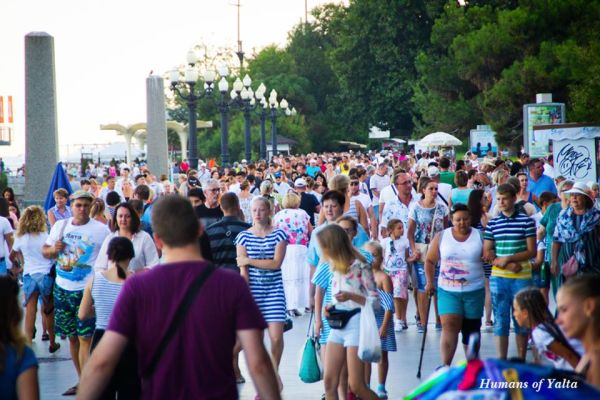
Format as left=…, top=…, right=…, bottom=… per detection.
left=437, top=228, right=484, bottom=292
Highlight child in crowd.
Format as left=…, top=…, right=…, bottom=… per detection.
left=513, top=287, right=581, bottom=369
left=380, top=219, right=414, bottom=331
left=364, top=241, right=396, bottom=400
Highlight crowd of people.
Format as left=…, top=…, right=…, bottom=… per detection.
left=1, top=148, right=600, bottom=399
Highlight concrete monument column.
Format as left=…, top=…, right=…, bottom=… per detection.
left=24, top=32, right=59, bottom=204
left=146, top=76, right=168, bottom=177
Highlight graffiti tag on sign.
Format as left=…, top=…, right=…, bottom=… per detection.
left=557, top=144, right=593, bottom=180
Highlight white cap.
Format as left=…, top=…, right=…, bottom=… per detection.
left=427, top=166, right=440, bottom=177
left=294, top=178, right=307, bottom=187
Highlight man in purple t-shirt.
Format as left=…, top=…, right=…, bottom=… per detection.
left=78, top=196, right=280, bottom=400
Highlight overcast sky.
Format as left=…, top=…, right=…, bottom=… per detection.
left=0, top=0, right=342, bottom=158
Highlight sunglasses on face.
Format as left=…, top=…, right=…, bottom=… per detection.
left=350, top=181, right=360, bottom=186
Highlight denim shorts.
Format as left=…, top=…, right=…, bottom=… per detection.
left=437, top=288, right=485, bottom=319
left=489, top=276, right=531, bottom=336
left=414, top=262, right=439, bottom=293
left=327, top=313, right=361, bottom=348
left=23, top=273, right=54, bottom=306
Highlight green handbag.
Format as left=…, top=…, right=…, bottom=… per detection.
left=299, top=312, right=322, bottom=383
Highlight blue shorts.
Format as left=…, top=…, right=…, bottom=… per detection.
left=490, top=276, right=531, bottom=336
left=23, top=273, right=54, bottom=306
left=0, top=259, right=7, bottom=275
left=327, top=313, right=361, bottom=348
left=437, top=288, right=485, bottom=319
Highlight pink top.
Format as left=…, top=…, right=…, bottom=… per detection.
left=273, top=208, right=311, bottom=246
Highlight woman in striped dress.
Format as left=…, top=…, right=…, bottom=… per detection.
left=235, top=197, right=288, bottom=389
left=78, top=237, right=140, bottom=399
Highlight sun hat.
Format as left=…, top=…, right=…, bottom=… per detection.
left=564, top=181, right=593, bottom=201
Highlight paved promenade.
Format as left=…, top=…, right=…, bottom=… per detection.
left=33, top=298, right=528, bottom=399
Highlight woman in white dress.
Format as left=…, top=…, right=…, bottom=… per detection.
left=273, top=192, right=312, bottom=315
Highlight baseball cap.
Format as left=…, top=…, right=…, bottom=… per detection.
left=427, top=166, right=440, bottom=177
left=71, top=190, right=94, bottom=201
left=295, top=178, right=307, bottom=187
left=274, top=172, right=282, bottom=178
left=187, top=176, right=200, bottom=187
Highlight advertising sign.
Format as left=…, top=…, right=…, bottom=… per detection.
left=523, top=103, right=565, bottom=157
left=554, top=139, right=596, bottom=183
left=7, top=96, right=13, bottom=123
left=469, top=125, right=498, bottom=157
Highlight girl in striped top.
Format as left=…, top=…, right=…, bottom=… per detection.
left=235, top=196, right=288, bottom=393
left=364, top=241, right=396, bottom=399
left=78, top=237, right=140, bottom=398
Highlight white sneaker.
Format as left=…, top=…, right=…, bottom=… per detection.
left=394, top=320, right=402, bottom=332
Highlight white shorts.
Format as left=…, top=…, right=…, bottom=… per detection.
left=327, top=313, right=361, bottom=348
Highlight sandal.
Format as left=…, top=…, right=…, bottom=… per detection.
left=236, top=376, right=246, bottom=384
left=49, top=342, right=61, bottom=354
left=42, top=333, right=50, bottom=341
left=62, top=385, right=78, bottom=396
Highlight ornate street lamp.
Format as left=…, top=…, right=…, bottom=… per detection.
left=168, top=49, right=219, bottom=169
left=170, top=50, right=295, bottom=166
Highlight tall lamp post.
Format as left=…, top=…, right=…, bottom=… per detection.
left=169, top=50, right=222, bottom=169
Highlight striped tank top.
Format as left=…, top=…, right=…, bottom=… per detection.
left=91, top=271, right=123, bottom=329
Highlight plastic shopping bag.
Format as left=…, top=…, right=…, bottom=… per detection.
left=358, top=297, right=381, bottom=363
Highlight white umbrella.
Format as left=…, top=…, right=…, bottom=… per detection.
left=418, top=131, right=463, bottom=146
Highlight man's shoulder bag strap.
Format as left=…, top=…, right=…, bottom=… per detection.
left=142, top=264, right=216, bottom=379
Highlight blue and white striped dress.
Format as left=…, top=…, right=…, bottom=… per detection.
left=312, top=262, right=333, bottom=345
left=235, top=229, right=288, bottom=323
left=91, top=272, right=123, bottom=330
left=375, top=289, right=396, bottom=352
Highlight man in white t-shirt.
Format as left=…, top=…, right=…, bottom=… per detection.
left=370, top=161, right=391, bottom=221
left=43, top=190, right=110, bottom=396
left=380, top=171, right=419, bottom=239
left=0, top=215, right=14, bottom=275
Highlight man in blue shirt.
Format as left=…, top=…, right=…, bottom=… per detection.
left=527, top=158, right=557, bottom=201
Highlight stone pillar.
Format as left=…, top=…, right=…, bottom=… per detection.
left=146, top=76, right=168, bottom=177
left=25, top=32, right=59, bottom=204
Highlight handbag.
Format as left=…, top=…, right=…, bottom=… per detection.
left=326, top=306, right=361, bottom=330
left=415, top=205, right=439, bottom=263
left=562, top=255, right=579, bottom=278
left=299, top=313, right=322, bottom=383
left=284, top=316, right=293, bottom=332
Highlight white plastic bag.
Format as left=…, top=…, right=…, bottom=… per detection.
left=358, top=297, right=381, bottom=363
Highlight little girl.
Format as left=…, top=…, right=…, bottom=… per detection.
left=364, top=241, right=396, bottom=400
left=513, top=287, right=581, bottom=369
left=380, top=219, right=414, bottom=331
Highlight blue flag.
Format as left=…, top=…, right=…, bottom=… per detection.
left=44, top=162, right=73, bottom=212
